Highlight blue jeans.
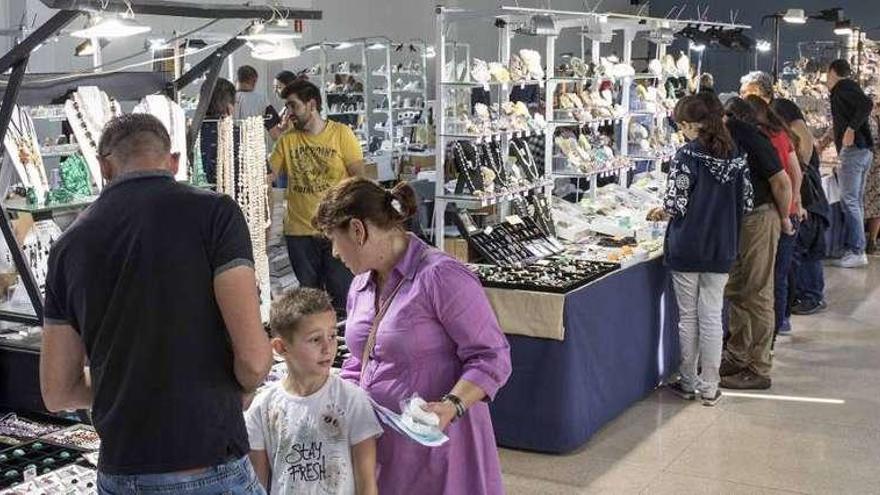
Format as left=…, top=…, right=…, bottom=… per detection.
left=837, top=147, right=873, bottom=254
left=286, top=235, right=353, bottom=313
left=774, top=218, right=798, bottom=331
left=794, top=257, right=825, bottom=306
left=97, top=456, right=265, bottom=495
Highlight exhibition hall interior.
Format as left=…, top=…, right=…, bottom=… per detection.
left=0, top=0, right=878, bottom=493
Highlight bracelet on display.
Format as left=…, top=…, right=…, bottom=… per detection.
left=442, top=394, right=466, bottom=419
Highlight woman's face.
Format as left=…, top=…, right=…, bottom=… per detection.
left=327, top=221, right=368, bottom=274
left=678, top=121, right=702, bottom=141
left=274, top=79, right=286, bottom=98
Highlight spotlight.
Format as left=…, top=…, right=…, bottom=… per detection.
left=367, top=42, right=386, bottom=50
left=677, top=25, right=714, bottom=46
left=718, top=28, right=755, bottom=52
left=74, top=38, right=108, bottom=56
left=756, top=40, right=772, bottom=53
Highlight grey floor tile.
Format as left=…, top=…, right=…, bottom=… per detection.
left=641, top=473, right=807, bottom=494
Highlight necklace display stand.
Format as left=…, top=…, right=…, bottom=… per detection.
left=2, top=105, right=50, bottom=200
left=133, top=95, right=189, bottom=181
left=64, top=86, right=122, bottom=192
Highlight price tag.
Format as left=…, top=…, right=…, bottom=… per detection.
left=493, top=134, right=500, bottom=142
left=525, top=129, right=532, bottom=137
left=502, top=83, right=509, bottom=91
left=483, top=83, right=491, bottom=92
left=520, top=82, right=526, bottom=90
left=505, top=214, right=525, bottom=225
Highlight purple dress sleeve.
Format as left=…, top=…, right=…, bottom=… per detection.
left=426, top=260, right=512, bottom=400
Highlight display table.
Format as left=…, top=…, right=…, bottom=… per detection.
left=489, top=256, right=679, bottom=454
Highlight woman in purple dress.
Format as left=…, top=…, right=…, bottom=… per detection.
left=314, top=177, right=512, bottom=495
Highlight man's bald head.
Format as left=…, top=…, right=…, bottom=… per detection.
left=97, top=113, right=178, bottom=181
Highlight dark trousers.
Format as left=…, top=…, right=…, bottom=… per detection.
left=774, top=219, right=798, bottom=331
left=285, top=235, right=353, bottom=314
left=792, top=218, right=826, bottom=306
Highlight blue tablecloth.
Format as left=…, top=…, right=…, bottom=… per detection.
left=490, top=257, right=679, bottom=453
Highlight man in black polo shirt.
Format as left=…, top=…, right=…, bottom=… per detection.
left=40, top=114, right=271, bottom=494
left=822, top=59, right=874, bottom=268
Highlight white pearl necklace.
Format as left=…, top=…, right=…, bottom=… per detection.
left=216, top=116, right=272, bottom=321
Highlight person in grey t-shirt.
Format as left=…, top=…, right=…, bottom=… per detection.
left=236, top=65, right=270, bottom=120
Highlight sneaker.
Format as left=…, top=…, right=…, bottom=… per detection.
left=719, top=357, right=744, bottom=377
left=791, top=300, right=827, bottom=315
left=701, top=390, right=722, bottom=406
left=667, top=381, right=696, bottom=400
left=720, top=370, right=772, bottom=390
left=776, top=319, right=792, bottom=336
left=831, top=252, right=868, bottom=268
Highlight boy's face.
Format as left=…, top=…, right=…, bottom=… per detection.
left=274, top=310, right=338, bottom=377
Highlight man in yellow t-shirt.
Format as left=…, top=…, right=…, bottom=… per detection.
left=270, top=80, right=364, bottom=312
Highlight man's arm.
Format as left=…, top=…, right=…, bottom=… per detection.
left=769, top=170, right=794, bottom=234
left=351, top=437, right=378, bottom=495
left=40, top=324, right=91, bottom=412
left=345, top=160, right=366, bottom=177
left=214, top=266, right=272, bottom=391
left=841, top=85, right=874, bottom=132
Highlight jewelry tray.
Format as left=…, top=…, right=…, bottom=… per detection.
left=473, top=258, right=620, bottom=294
left=453, top=211, right=564, bottom=267
left=0, top=440, right=85, bottom=489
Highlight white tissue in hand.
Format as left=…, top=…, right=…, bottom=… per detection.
left=401, top=397, right=441, bottom=436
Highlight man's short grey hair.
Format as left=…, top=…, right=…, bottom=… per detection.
left=740, top=71, right=774, bottom=98
left=98, top=113, right=171, bottom=163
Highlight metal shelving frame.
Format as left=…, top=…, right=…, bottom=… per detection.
left=0, top=0, right=322, bottom=326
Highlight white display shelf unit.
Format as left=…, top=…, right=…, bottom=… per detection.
left=432, top=5, right=750, bottom=249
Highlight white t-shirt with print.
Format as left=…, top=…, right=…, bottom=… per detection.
left=245, top=375, right=383, bottom=495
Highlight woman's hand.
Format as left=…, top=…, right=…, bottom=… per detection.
left=646, top=207, right=668, bottom=222
left=422, top=401, right=458, bottom=432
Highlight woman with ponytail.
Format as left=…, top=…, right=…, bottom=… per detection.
left=649, top=94, right=751, bottom=406
left=313, top=177, right=511, bottom=495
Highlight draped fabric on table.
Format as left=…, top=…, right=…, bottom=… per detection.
left=490, top=257, right=679, bottom=454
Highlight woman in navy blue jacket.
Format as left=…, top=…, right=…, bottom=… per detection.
left=649, top=95, right=752, bottom=406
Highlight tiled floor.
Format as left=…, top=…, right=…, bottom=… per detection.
left=500, top=261, right=880, bottom=495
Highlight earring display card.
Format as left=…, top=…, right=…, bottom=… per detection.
left=460, top=213, right=564, bottom=267
left=0, top=440, right=84, bottom=489
left=0, top=463, right=96, bottom=494
left=474, top=258, right=620, bottom=293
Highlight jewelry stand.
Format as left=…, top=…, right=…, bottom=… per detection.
left=133, top=95, right=189, bottom=181
left=63, top=86, right=122, bottom=192
left=2, top=105, right=50, bottom=200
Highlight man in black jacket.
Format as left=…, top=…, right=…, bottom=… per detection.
left=824, top=59, right=874, bottom=268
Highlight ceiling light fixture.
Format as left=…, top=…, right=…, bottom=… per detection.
left=249, top=39, right=301, bottom=60
left=334, top=41, right=355, bottom=50
left=71, top=13, right=151, bottom=39
left=782, top=8, right=807, bottom=24
left=237, top=21, right=301, bottom=42
left=367, top=42, right=386, bottom=50
left=756, top=39, right=772, bottom=52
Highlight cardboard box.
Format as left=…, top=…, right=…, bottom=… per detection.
left=443, top=237, right=472, bottom=263
left=364, top=162, right=379, bottom=180
left=399, top=154, right=437, bottom=176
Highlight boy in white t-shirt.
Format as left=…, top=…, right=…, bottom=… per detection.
left=246, top=288, right=382, bottom=494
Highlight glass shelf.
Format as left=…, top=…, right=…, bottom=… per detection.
left=552, top=161, right=635, bottom=179
left=39, top=144, right=80, bottom=158
left=439, top=127, right=547, bottom=142
left=436, top=178, right=553, bottom=208
left=327, top=110, right=366, bottom=116
left=3, top=195, right=97, bottom=214
left=440, top=79, right=544, bottom=88
left=325, top=92, right=364, bottom=97
left=549, top=116, right=625, bottom=127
